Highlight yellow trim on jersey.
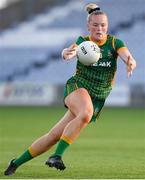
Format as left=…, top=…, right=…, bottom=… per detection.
left=61, top=135, right=73, bottom=145
left=28, top=147, right=37, bottom=157
left=74, top=82, right=78, bottom=89
left=117, top=47, right=127, bottom=53
left=112, top=36, right=116, bottom=50
left=89, top=34, right=108, bottom=46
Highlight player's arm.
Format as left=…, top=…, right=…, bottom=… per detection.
left=117, top=47, right=137, bottom=77
left=61, top=44, right=78, bottom=60
left=62, top=36, right=86, bottom=61
left=114, top=38, right=136, bottom=78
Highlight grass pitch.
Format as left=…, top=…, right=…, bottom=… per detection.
left=0, top=106, right=144, bottom=179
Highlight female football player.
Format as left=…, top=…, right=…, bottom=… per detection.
left=4, top=3, right=136, bottom=175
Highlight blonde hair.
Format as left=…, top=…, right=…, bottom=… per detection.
left=85, top=3, right=107, bottom=22
left=85, top=3, right=99, bottom=13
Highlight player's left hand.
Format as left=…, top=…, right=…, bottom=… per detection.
left=126, top=56, right=136, bottom=78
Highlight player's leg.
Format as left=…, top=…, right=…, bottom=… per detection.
left=30, top=110, right=75, bottom=155
left=4, top=110, right=75, bottom=176
left=46, top=88, right=93, bottom=170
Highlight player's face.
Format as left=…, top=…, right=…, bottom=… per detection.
left=88, top=14, right=108, bottom=41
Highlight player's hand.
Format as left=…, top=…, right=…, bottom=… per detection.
left=62, top=44, right=77, bottom=60
left=126, top=56, right=136, bottom=78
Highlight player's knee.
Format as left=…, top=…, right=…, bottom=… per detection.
left=80, top=107, right=93, bottom=124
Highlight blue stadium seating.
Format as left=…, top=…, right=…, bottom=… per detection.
left=0, top=0, right=144, bottom=87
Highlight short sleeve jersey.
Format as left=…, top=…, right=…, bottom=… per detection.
left=72, top=34, right=126, bottom=100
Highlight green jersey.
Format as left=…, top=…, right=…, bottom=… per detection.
left=64, top=35, right=126, bottom=121
left=71, top=35, right=126, bottom=100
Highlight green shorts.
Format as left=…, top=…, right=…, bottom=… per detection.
left=64, top=78, right=105, bottom=122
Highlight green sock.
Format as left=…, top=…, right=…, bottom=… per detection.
left=14, top=150, right=33, bottom=167
left=53, top=139, right=70, bottom=157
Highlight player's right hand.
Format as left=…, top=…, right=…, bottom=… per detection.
left=62, top=44, right=77, bottom=60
